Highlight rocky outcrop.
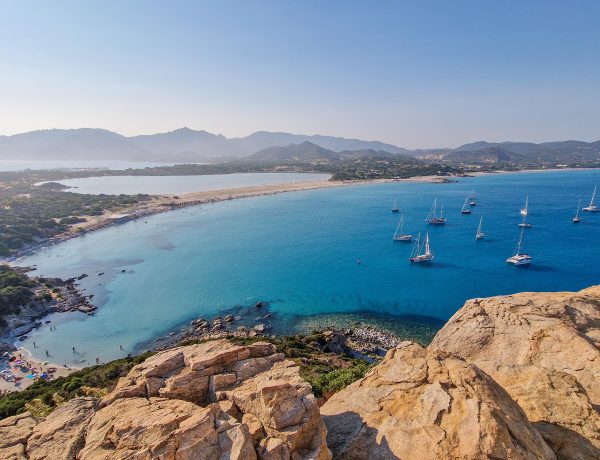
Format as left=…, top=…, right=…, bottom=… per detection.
left=0, top=340, right=330, bottom=460
left=2, top=285, right=599, bottom=459
left=430, top=286, right=600, bottom=458
left=321, top=341, right=555, bottom=459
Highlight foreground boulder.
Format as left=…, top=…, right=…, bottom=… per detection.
left=0, top=340, right=331, bottom=460
left=321, top=341, right=555, bottom=460
left=430, top=286, right=600, bottom=458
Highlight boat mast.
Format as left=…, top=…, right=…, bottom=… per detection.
left=515, top=227, right=525, bottom=255
left=411, top=232, right=421, bottom=258
left=477, top=216, right=483, bottom=233
left=590, top=186, right=597, bottom=207
left=576, top=200, right=581, bottom=218
left=424, top=233, right=431, bottom=256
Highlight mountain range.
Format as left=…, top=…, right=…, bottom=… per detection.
left=0, top=127, right=598, bottom=164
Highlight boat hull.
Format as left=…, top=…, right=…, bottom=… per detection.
left=582, top=206, right=599, bottom=212
left=506, top=255, right=532, bottom=266
left=394, top=235, right=413, bottom=242
left=410, top=255, right=433, bottom=263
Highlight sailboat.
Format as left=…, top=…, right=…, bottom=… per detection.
left=393, top=215, right=413, bottom=241
left=506, top=227, right=532, bottom=266
left=461, top=196, right=472, bottom=214
left=392, top=198, right=400, bottom=213
left=425, top=199, right=447, bottom=225
left=582, top=186, right=599, bottom=212
left=518, top=214, right=532, bottom=228
left=409, top=232, right=434, bottom=263
left=476, top=216, right=485, bottom=240
left=469, top=190, right=477, bottom=206
left=520, top=196, right=529, bottom=216
left=573, top=200, right=581, bottom=223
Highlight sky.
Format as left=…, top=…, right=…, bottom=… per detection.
left=0, top=1, right=599, bottom=148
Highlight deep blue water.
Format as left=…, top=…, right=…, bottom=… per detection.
left=16, top=170, right=600, bottom=366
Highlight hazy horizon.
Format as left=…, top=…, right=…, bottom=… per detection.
left=1, top=1, right=599, bottom=149
left=0, top=125, right=598, bottom=152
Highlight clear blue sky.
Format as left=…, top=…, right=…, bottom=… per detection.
left=1, top=1, right=599, bottom=148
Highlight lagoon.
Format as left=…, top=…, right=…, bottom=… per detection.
left=16, top=170, right=600, bottom=366
left=48, top=172, right=332, bottom=195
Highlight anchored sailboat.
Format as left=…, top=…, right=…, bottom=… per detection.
left=425, top=199, right=447, bottom=225
left=582, top=186, right=599, bottom=212
left=518, top=214, right=532, bottom=228
left=461, top=196, right=472, bottom=214
left=469, top=190, right=477, bottom=206
left=409, top=232, right=434, bottom=263
left=393, top=215, right=413, bottom=241
left=506, top=227, right=532, bottom=266
left=573, top=200, right=581, bottom=224
left=476, top=216, right=485, bottom=240
left=520, top=196, right=529, bottom=216
left=573, top=200, right=581, bottom=223
left=392, top=198, right=400, bottom=213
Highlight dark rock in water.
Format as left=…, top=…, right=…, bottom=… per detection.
left=224, top=314, right=234, bottom=323
left=254, top=301, right=263, bottom=308
left=121, top=269, right=126, bottom=273
left=253, top=324, right=266, bottom=334
left=77, top=273, right=88, bottom=280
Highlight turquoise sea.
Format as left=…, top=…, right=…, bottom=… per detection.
left=16, top=170, right=600, bottom=366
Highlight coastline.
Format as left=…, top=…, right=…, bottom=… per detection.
left=7, top=174, right=453, bottom=262
left=2, top=166, right=593, bottom=391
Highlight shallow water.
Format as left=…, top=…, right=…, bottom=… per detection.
left=16, top=170, right=600, bottom=366
left=49, top=172, right=332, bottom=195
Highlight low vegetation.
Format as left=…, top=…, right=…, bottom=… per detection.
left=0, top=265, right=47, bottom=328
left=0, top=186, right=149, bottom=256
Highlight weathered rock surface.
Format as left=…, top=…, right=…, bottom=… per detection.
left=430, top=286, right=600, bottom=458
left=27, top=397, right=97, bottom=460
left=321, top=341, right=555, bottom=460
left=80, top=397, right=256, bottom=459
left=0, top=412, right=38, bottom=460
left=0, top=340, right=330, bottom=460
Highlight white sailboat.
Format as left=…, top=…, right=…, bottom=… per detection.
left=425, top=199, right=447, bottom=225
left=409, top=232, right=434, bottom=263
left=506, top=227, right=532, bottom=266
left=520, top=196, right=529, bottom=216
left=518, top=214, right=532, bottom=228
left=461, top=196, right=472, bottom=214
left=469, top=190, right=477, bottom=206
left=476, top=216, right=485, bottom=240
left=582, top=186, right=599, bottom=212
left=393, top=215, right=413, bottom=241
left=392, top=198, right=400, bottom=213
left=573, top=200, right=581, bottom=223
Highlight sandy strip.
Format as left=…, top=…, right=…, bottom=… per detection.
left=39, top=176, right=453, bottom=245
